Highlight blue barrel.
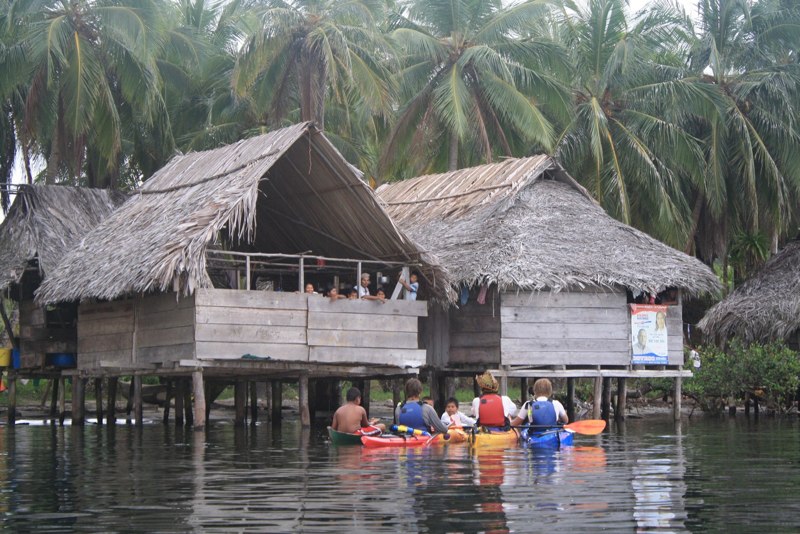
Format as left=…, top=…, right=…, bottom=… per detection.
left=11, top=348, right=20, bottom=369
left=49, top=353, right=76, bottom=368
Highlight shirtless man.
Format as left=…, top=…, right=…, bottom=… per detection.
left=331, top=387, right=385, bottom=433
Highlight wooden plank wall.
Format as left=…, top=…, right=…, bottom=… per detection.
left=500, top=290, right=631, bottom=366
left=19, top=300, right=77, bottom=368
left=667, top=303, right=685, bottom=366
left=135, top=293, right=196, bottom=365
left=78, top=300, right=135, bottom=369
left=307, top=297, right=427, bottom=366
left=448, top=287, right=501, bottom=366
left=194, top=289, right=309, bottom=361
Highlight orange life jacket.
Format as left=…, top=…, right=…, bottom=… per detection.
left=478, top=394, right=507, bottom=427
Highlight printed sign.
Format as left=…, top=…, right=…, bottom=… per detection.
left=630, top=304, right=669, bottom=364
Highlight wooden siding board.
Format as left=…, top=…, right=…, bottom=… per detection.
left=308, top=312, right=417, bottom=332
left=501, top=351, right=630, bottom=366
left=310, top=346, right=426, bottom=367
left=307, top=297, right=428, bottom=317
left=501, top=291, right=624, bottom=308
left=196, top=307, right=306, bottom=328
left=195, top=289, right=308, bottom=310
left=195, top=323, right=307, bottom=344
left=308, top=329, right=418, bottom=349
left=196, top=341, right=309, bottom=362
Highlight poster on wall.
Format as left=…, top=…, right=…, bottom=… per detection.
left=630, top=304, right=669, bottom=364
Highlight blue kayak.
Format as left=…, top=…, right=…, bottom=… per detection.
left=521, top=428, right=574, bottom=448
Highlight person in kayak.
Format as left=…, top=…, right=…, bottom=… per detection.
left=441, top=397, right=476, bottom=428
left=395, top=378, right=449, bottom=434
left=471, top=371, right=517, bottom=428
left=511, top=378, right=568, bottom=429
left=331, top=387, right=385, bottom=434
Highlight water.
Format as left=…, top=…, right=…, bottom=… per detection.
left=1, top=416, right=799, bottom=532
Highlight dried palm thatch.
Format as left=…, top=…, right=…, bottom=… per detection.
left=699, top=240, right=800, bottom=342
left=377, top=157, right=720, bottom=296
left=37, top=122, right=449, bottom=304
left=0, top=185, right=126, bottom=292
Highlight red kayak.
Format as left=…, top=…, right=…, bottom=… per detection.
left=361, top=433, right=445, bottom=448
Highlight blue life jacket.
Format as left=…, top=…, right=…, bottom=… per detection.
left=398, top=401, right=426, bottom=429
left=529, top=399, right=557, bottom=427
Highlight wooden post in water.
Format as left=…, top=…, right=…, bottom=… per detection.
left=107, top=377, right=118, bottom=425
left=298, top=374, right=311, bottom=428
left=133, top=376, right=143, bottom=426
left=271, top=380, right=282, bottom=424
left=192, top=371, right=206, bottom=431
left=94, top=378, right=103, bottom=425
left=392, top=379, right=401, bottom=411
left=499, top=367, right=508, bottom=397
left=126, top=380, right=134, bottom=421
left=7, top=374, right=16, bottom=425
left=592, top=376, right=602, bottom=419
left=58, top=377, right=66, bottom=425
left=234, top=380, right=246, bottom=427
left=51, top=377, right=61, bottom=422
left=616, top=378, right=627, bottom=421
left=175, top=379, right=185, bottom=427
left=361, top=380, right=371, bottom=416
left=264, top=381, right=272, bottom=422
left=601, top=377, right=612, bottom=420
left=250, top=382, right=258, bottom=426
left=183, top=378, right=193, bottom=425
left=519, top=378, right=528, bottom=404
left=566, top=378, right=576, bottom=422
left=673, top=376, right=682, bottom=421
left=163, top=380, right=173, bottom=425
left=71, top=377, right=85, bottom=426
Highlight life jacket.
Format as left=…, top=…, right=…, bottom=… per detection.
left=477, top=394, right=508, bottom=427
left=529, top=399, right=557, bottom=427
left=398, top=400, right=426, bottom=429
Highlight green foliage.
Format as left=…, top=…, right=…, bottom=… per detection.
left=686, top=341, right=800, bottom=414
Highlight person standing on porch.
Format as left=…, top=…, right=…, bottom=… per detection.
left=397, top=272, right=419, bottom=301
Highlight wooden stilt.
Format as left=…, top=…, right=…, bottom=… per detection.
left=183, top=378, right=193, bottom=425
left=58, top=377, right=66, bottom=425
left=271, top=380, right=282, bottom=424
left=133, top=376, right=143, bottom=426
left=71, top=377, right=85, bottom=426
left=616, top=378, right=627, bottom=421
left=7, top=374, right=16, bottom=425
left=264, top=381, right=273, bottom=422
left=601, top=377, right=612, bottom=420
left=234, top=380, right=246, bottom=427
left=163, top=379, right=173, bottom=425
left=566, top=377, right=576, bottom=422
left=392, top=379, right=401, bottom=410
left=673, top=376, right=682, bottom=421
left=307, top=378, right=317, bottom=422
left=250, top=382, right=258, bottom=426
left=107, top=377, right=118, bottom=425
left=94, top=378, right=103, bottom=425
left=192, top=371, right=206, bottom=431
left=499, top=367, right=508, bottom=397
left=361, top=379, right=370, bottom=416
left=126, top=380, right=134, bottom=420
left=299, top=374, right=310, bottom=428
left=592, top=376, right=602, bottom=419
left=519, top=378, right=528, bottom=404
left=51, top=378, right=60, bottom=421
left=473, top=379, right=481, bottom=398
left=175, top=379, right=185, bottom=427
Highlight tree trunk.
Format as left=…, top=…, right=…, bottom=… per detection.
left=684, top=191, right=704, bottom=255
left=448, top=129, right=458, bottom=171
left=45, top=124, right=61, bottom=184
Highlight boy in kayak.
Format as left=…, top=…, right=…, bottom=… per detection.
left=396, top=378, right=449, bottom=434
left=331, top=387, right=385, bottom=434
left=511, top=378, right=568, bottom=429
left=441, top=397, right=476, bottom=428
left=471, top=371, right=517, bottom=427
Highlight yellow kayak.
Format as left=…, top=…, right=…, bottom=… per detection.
left=469, top=427, right=519, bottom=448
left=446, top=428, right=469, bottom=443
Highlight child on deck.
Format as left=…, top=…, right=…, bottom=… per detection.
left=511, top=378, right=568, bottom=429
left=440, top=397, right=476, bottom=428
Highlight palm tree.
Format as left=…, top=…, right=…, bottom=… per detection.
left=232, top=0, right=394, bottom=131
left=1, top=0, right=168, bottom=188
left=380, top=0, right=569, bottom=177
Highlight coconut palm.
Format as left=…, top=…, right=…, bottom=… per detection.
left=380, top=0, right=569, bottom=177
left=232, top=0, right=394, bottom=131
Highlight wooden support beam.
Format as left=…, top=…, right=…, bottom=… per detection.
left=250, top=382, right=258, bottom=427
left=94, top=378, right=103, bottom=425
left=133, top=376, right=143, bottom=426
left=601, top=377, right=612, bottom=421
left=175, top=379, right=185, bottom=427
left=7, top=374, right=16, bottom=426
left=616, top=378, right=627, bottom=422
left=498, top=366, right=508, bottom=397
left=163, top=380, right=173, bottom=425
left=58, top=377, right=66, bottom=426
left=184, top=378, right=193, bottom=425
left=592, top=376, right=602, bottom=419
left=392, top=379, right=401, bottom=414
left=126, top=380, right=134, bottom=420
left=519, top=378, right=528, bottom=404
left=264, top=381, right=272, bottom=422
left=271, top=380, right=282, bottom=424
left=673, top=376, right=682, bottom=421
left=107, top=377, right=118, bottom=425
left=71, top=377, right=85, bottom=426
left=192, top=371, right=206, bottom=431
left=298, top=374, right=310, bottom=428
left=51, top=378, right=60, bottom=422
left=566, top=378, right=575, bottom=422
left=361, top=379, right=370, bottom=416
left=234, top=380, right=246, bottom=428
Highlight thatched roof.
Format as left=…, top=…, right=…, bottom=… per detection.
left=37, top=122, right=447, bottom=304
left=0, top=185, right=127, bottom=292
left=377, top=156, right=720, bottom=296
left=699, top=240, right=800, bottom=342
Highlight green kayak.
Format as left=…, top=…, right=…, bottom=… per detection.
left=327, top=426, right=365, bottom=446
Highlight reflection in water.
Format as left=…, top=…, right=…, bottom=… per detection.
left=0, top=417, right=799, bottom=532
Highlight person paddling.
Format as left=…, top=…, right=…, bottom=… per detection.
left=471, top=371, right=517, bottom=428
left=511, top=378, right=568, bottom=430
left=395, top=378, right=449, bottom=434
left=332, top=387, right=385, bottom=434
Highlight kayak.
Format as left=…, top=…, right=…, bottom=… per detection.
left=521, top=428, right=574, bottom=448
left=470, top=427, right=518, bottom=448
left=361, top=433, right=445, bottom=448
left=327, top=425, right=381, bottom=446
left=446, top=428, right=469, bottom=443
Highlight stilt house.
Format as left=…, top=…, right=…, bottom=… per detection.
left=699, top=238, right=800, bottom=348
left=37, top=123, right=442, bottom=381
left=377, top=157, right=720, bottom=378
left=0, top=185, right=126, bottom=369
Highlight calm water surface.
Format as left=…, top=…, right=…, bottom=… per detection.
left=1, top=416, right=799, bottom=532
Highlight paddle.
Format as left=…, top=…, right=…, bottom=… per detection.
left=518, top=419, right=606, bottom=435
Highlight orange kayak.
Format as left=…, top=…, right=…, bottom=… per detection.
left=361, top=433, right=445, bottom=448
